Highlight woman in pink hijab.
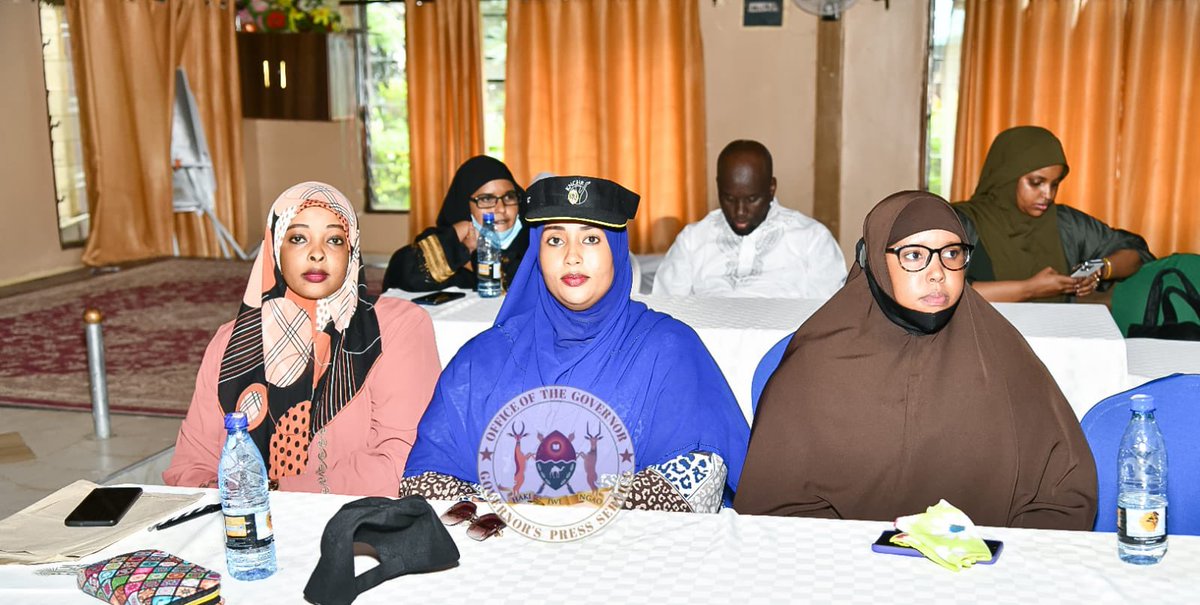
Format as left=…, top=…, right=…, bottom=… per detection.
left=164, top=182, right=440, bottom=496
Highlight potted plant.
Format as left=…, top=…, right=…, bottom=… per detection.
left=236, top=0, right=343, bottom=34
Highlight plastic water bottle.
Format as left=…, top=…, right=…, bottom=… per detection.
left=476, top=212, right=502, bottom=298
left=218, top=412, right=277, bottom=580
left=1117, top=394, right=1168, bottom=565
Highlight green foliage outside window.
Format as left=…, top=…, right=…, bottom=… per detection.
left=482, top=0, right=507, bottom=160
left=364, top=3, right=410, bottom=211
left=363, top=1, right=507, bottom=211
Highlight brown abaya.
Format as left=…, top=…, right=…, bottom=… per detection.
left=733, top=191, right=1097, bottom=530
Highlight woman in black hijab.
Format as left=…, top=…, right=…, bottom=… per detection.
left=382, top=156, right=529, bottom=292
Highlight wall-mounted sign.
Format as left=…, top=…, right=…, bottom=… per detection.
left=744, top=0, right=784, bottom=27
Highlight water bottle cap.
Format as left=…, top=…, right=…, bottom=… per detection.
left=224, top=411, right=249, bottom=431
left=1130, top=394, right=1156, bottom=413
left=483, top=212, right=494, bottom=223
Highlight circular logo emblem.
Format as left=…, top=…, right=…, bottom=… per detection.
left=565, top=179, right=590, bottom=206
left=478, top=386, right=635, bottom=542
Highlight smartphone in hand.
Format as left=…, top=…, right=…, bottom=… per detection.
left=1069, top=259, right=1105, bottom=279
left=64, top=487, right=143, bottom=527
left=871, top=529, right=1003, bottom=564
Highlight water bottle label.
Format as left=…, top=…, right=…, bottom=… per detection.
left=1118, top=506, right=1166, bottom=544
left=224, top=511, right=274, bottom=550
left=477, top=262, right=501, bottom=280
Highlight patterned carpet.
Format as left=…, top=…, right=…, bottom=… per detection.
left=0, top=259, right=386, bottom=417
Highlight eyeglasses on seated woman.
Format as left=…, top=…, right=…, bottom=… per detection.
left=382, top=155, right=530, bottom=293
left=735, top=190, right=1097, bottom=531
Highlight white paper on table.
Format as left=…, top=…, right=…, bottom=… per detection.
left=0, top=480, right=203, bottom=565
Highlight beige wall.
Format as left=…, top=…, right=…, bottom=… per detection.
left=699, top=1, right=818, bottom=216
left=701, top=0, right=928, bottom=263
left=840, top=0, right=929, bottom=260
left=0, top=3, right=83, bottom=286
left=242, top=119, right=410, bottom=259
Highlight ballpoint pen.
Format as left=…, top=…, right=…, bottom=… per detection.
left=147, top=503, right=222, bottom=532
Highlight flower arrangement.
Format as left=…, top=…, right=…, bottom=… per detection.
left=237, top=0, right=343, bottom=33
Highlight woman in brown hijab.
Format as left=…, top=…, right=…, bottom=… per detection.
left=734, top=191, right=1097, bottom=530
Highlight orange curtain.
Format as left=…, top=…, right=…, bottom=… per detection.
left=953, top=0, right=1200, bottom=255
left=504, top=0, right=707, bottom=253
left=1116, top=1, right=1200, bottom=256
left=67, top=0, right=246, bottom=265
left=406, top=0, right=484, bottom=238
left=174, top=0, right=246, bottom=257
left=68, top=0, right=185, bottom=266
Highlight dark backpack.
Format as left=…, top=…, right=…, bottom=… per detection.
left=1127, top=267, right=1200, bottom=341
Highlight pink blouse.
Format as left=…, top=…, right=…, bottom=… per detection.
left=163, top=297, right=440, bottom=497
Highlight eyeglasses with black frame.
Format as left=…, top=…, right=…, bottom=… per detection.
left=469, top=191, right=521, bottom=209
left=885, top=243, right=974, bottom=272
left=439, top=500, right=505, bottom=541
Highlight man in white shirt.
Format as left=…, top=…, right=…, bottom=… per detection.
left=652, top=140, right=846, bottom=299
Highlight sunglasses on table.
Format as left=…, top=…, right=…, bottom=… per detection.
left=439, top=500, right=506, bottom=541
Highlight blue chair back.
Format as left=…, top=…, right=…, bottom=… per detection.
left=1080, top=374, right=1200, bottom=534
left=750, top=333, right=794, bottom=418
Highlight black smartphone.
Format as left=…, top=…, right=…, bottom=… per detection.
left=64, top=486, right=143, bottom=527
left=871, top=529, right=1003, bottom=564
left=412, top=291, right=467, bottom=306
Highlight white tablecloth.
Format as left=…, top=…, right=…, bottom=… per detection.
left=990, top=302, right=1129, bottom=417
left=3, top=487, right=1198, bottom=604
left=388, top=291, right=1129, bottom=421
left=1126, top=338, right=1200, bottom=387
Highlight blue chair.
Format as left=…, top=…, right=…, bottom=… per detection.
left=750, top=333, right=794, bottom=418
left=1080, top=374, right=1200, bottom=534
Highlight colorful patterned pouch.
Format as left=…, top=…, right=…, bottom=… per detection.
left=76, top=549, right=222, bottom=605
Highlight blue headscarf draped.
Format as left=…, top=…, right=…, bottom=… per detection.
left=405, top=224, right=750, bottom=498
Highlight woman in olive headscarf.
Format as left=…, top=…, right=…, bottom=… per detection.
left=954, top=126, right=1152, bottom=302
left=734, top=191, right=1097, bottom=530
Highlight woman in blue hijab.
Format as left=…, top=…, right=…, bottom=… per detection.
left=401, top=176, right=749, bottom=512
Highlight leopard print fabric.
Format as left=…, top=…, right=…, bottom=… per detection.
left=398, top=472, right=481, bottom=500
left=622, top=470, right=695, bottom=512
left=400, top=452, right=727, bottom=514
left=621, top=452, right=728, bottom=513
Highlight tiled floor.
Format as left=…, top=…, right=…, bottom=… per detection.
left=0, top=407, right=180, bottom=518
left=0, top=260, right=207, bottom=520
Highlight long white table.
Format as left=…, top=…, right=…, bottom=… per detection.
left=1126, top=338, right=1200, bottom=387
left=3, top=487, right=1198, bottom=604
left=387, top=290, right=1130, bottom=422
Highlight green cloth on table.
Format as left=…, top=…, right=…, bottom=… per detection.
left=891, top=499, right=992, bottom=571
